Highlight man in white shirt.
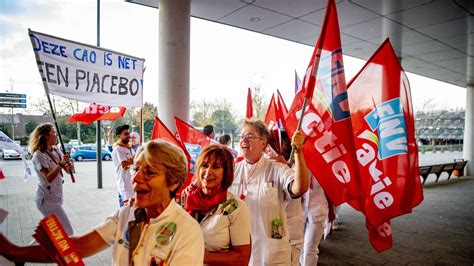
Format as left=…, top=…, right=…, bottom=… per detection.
left=112, top=125, right=134, bottom=207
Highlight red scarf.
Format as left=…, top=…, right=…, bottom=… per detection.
left=184, top=184, right=227, bottom=215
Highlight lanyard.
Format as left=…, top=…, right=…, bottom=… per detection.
left=240, top=159, right=260, bottom=200
left=45, top=148, right=63, bottom=177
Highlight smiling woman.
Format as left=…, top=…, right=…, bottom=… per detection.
left=0, top=140, right=205, bottom=266
left=182, top=144, right=252, bottom=266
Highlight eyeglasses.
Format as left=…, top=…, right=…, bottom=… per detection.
left=131, top=166, right=160, bottom=181
left=238, top=134, right=265, bottom=142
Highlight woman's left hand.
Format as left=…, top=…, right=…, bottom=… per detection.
left=291, top=131, right=305, bottom=153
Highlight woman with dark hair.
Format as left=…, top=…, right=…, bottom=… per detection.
left=183, top=144, right=251, bottom=265
left=29, top=123, right=74, bottom=235
left=0, top=140, right=204, bottom=265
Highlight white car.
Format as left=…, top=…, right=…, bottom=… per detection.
left=2, top=149, right=21, bottom=160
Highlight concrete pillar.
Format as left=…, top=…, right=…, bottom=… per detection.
left=383, top=1, right=402, bottom=59
left=463, top=15, right=473, bottom=175
left=158, top=0, right=191, bottom=132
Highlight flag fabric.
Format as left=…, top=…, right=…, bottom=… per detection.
left=0, top=131, right=32, bottom=180
left=264, top=94, right=282, bottom=155
left=246, top=88, right=253, bottom=119
left=29, top=30, right=144, bottom=108
left=174, top=117, right=214, bottom=173
left=346, top=39, right=423, bottom=251
left=285, top=0, right=362, bottom=205
left=151, top=116, right=190, bottom=159
left=295, top=70, right=302, bottom=93
left=0, top=168, right=5, bottom=180
left=68, top=104, right=126, bottom=125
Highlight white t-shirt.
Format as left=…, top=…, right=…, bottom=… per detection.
left=229, top=156, right=294, bottom=266
left=112, top=145, right=133, bottom=200
left=94, top=201, right=204, bottom=265
left=200, top=192, right=251, bottom=252
left=32, top=147, right=64, bottom=204
left=302, top=175, right=329, bottom=223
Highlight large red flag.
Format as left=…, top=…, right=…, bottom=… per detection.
left=246, top=88, right=253, bottom=118
left=285, top=0, right=362, bottom=205
left=68, top=104, right=126, bottom=125
left=347, top=39, right=423, bottom=251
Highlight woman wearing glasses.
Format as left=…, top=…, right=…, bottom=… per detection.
left=182, top=145, right=251, bottom=265
left=229, top=119, right=309, bottom=265
left=0, top=140, right=204, bottom=265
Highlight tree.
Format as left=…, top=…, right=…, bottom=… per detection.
left=191, top=99, right=239, bottom=137
left=25, top=119, right=38, bottom=135
left=252, top=85, right=268, bottom=120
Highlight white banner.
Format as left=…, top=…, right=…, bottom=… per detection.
left=29, top=30, right=144, bottom=108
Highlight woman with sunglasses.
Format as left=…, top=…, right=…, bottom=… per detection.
left=182, top=145, right=251, bottom=265
left=229, top=119, right=309, bottom=265
left=0, top=140, right=204, bottom=265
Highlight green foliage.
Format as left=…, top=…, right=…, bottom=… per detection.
left=25, top=119, right=38, bottom=135
left=191, top=99, right=238, bottom=136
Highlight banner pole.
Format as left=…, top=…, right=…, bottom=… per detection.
left=45, top=92, right=76, bottom=183
left=140, top=108, right=143, bottom=144
left=287, top=97, right=308, bottom=164
left=96, top=0, right=103, bottom=189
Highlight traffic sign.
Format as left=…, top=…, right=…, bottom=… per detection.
left=0, top=103, right=27, bottom=108
left=0, top=93, right=27, bottom=109
left=0, top=93, right=26, bottom=99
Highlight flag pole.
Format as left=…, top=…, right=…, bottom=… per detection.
left=139, top=108, right=143, bottom=144
left=287, top=0, right=331, bottom=164
left=96, top=0, right=103, bottom=189
left=45, top=92, right=76, bottom=183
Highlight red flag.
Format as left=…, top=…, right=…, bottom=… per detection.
left=0, top=168, right=5, bottom=180
left=276, top=90, right=288, bottom=130
left=150, top=116, right=193, bottom=189
left=246, top=88, right=253, bottom=118
left=347, top=39, right=423, bottom=251
left=264, top=94, right=282, bottom=155
left=151, top=116, right=190, bottom=158
left=68, top=104, right=125, bottom=125
left=175, top=117, right=212, bottom=148
left=285, top=0, right=363, bottom=205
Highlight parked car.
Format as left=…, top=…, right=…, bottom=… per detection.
left=2, top=149, right=21, bottom=160
left=71, top=145, right=112, bottom=161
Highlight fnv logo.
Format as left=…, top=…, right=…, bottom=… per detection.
left=364, top=98, right=408, bottom=160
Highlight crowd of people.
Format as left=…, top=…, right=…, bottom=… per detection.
left=0, top=118, right=335, bottom=265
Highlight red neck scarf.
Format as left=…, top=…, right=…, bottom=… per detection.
left=184, top=184, right=227, bottom=215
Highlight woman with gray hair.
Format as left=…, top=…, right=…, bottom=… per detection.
left=229, top=118, right=310, bottom=265
left=0, top=140, right=204, bottom=265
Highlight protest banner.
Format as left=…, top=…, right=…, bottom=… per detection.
left=29, top=30, right=144, bottom=108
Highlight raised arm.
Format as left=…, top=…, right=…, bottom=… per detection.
left=290, top=131, right=310, bottom=197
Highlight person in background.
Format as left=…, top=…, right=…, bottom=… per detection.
left=0, top=140, right=204, bottom=265
left=300, top=174, right=328, bottom=266
left=112, top=125, right=134, bottom=207
left=203, top=124, right=215, bottom=139
left=29, top=123, right=74, bottom=235
left=182, top=144, right=251, bottom=265
left=229, top=119, right=309, bottom=265
left=218, top=133, right=239, bottom=158
left=130, top=131, right=141, bottom=153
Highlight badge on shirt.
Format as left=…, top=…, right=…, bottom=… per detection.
left=155, top=222, right=177, bottom=246
left=222, top=199, right=238, bottom=215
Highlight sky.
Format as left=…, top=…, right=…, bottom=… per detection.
left=0, top=0, right=467, bottom=119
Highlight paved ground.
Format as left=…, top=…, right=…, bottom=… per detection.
left=0, top=153, right=473, bottom=265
